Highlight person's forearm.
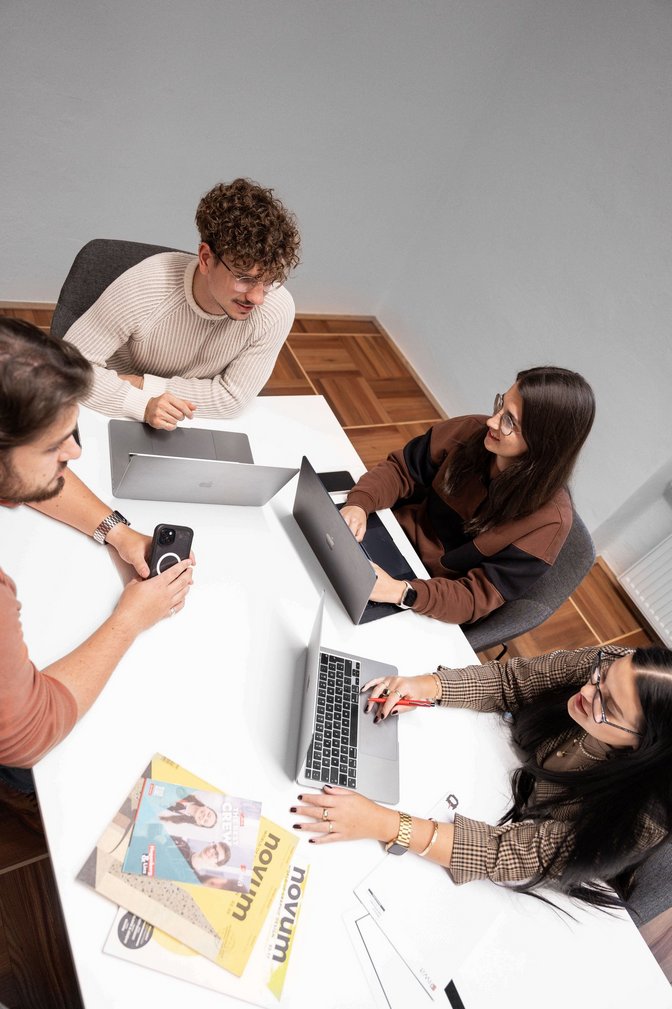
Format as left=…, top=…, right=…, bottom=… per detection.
left=41, top=607, right=138, bottom=718
left=380, top=810, right=455, bottom=866
left=28, top=468, right=114, bottom=537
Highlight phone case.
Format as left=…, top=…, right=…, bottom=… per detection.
left=148, top=524, right=194, bottom=577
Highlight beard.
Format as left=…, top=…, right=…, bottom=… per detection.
left=0, top=457, right=66, bottom=504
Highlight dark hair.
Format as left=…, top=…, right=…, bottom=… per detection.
left=172, top=835, right=233, bottom=886
left=195, top=177, right=301, bottom=283
left=160, top=794, right=207, bottom=826
left=444, top=366, right=595, bottom=535
left=0, top=317, right=92, bottom=451
left=501, top=647, right=672, bottom=908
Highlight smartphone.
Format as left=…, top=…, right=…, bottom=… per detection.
left=148, top=524, right=194, bottom=577
left=317, top=470, right=355, bottom=494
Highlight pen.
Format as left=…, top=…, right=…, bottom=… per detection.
left=368, top=697, right=436, bottom=707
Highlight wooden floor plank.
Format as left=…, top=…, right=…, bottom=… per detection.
left=287, top=335, right=360, bottom=374
left=312, top=375, right=392, bottom=426
left=291, top=317, right=379, bottom=335
left=571, top=564, right=643, bottom=642
left=367, top=377, right=442, bottom=423
left=507, top=599, right=600, bottom=656
left=344, top=422, right=435, bottom=470
left=0, top=859, right=84, bottom=1009
left=259, top=344, right=314, bottom=396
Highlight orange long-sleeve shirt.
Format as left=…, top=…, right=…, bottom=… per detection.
left=0, top=568, right=77, bottom=768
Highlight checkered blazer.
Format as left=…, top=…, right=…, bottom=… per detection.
left=435, top=646, right=667, bottom=884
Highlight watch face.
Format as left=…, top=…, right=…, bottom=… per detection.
left=385, top=840, right=409, bottom=855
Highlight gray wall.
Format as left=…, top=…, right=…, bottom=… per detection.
left=1, top=0, right=670, bottom=565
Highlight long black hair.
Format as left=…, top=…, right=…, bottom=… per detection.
left=501, top=647, right=672, bottom=908
left=444, top=366, right=595, bottom=535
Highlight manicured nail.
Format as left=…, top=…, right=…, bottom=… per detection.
left=289, top=807, right=297, bottom=813
left=293, top=824, right=301, bottom=830
left=297, top=794, right=303, bottom=801
left=309, top=838, right=315, bottom=844
left=374, top=715, right=380, bottom=724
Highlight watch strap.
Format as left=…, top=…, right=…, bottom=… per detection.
left=93, top=510, right=130, bottom=545
left=385, top=811, right=413, bottom=855
left=399, top=581, right=418, bottom=609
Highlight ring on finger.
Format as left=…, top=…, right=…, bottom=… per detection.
left=391, top=688, right=403, bottom=699
left=169, top=607, right=176, bottom=617
left=328, top=822, right=334, bottom=834
left=322, top=807, right=329, bottom=821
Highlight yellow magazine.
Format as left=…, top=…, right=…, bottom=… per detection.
left=78, top=754, right=297, bottom=976
left=103, top=857, right=310, bottom=1005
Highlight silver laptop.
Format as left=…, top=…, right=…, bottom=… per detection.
left=109, top=420, right=298, bottom=505
left=292, top=456, right=417, bottom=624
left=296, top=595, right=400, bottom=803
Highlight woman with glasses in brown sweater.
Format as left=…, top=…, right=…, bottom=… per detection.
left=341, top=366, right=595, bottom=624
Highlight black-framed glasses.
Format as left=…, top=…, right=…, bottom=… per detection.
left=212, top=248, right=274, bottom=293
left=588, top=650, right=643, bottom=737
left=492, top=393, right=519, bottom=437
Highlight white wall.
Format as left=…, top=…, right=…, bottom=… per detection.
left=1, top=0, right=671, bottom=551
left=0, top=0, right=531, bottom=309
left=375, top=1, right=672, bottom=538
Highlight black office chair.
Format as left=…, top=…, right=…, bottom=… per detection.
left=50, top=238, right=184, bottom=339
left=462, top=508, right=595, bottom=655
left=628, top=840, right=672, bottom=926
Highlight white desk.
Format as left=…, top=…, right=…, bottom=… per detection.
left=1, top=398, right=669, bottom=1009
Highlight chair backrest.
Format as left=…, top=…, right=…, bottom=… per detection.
left=628, top=839, right=672, bottom=925
left=50, top=238, right=183, bottom=339
left=463, top=508, right=595, bottom=653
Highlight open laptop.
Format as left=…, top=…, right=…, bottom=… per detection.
left=109, top=420, right=298, bottom=505
left=292, top=456, right=417, bottom=624
left=295, top=595, right=399, bottom=803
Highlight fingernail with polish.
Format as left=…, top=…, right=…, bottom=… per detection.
left=293, top=824, right=301, bottom=830
left=289, top=807, right=297, bottom=813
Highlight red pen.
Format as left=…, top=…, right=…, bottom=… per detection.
left=369, top=697, right=436, bottom=708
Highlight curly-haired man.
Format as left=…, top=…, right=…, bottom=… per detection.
left=65, top=178, right=301, bottom=429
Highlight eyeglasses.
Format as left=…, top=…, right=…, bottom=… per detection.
left=588, top=650, right=643, bottom=738
left=212, top=249, right=274, bottom=293
left=492, top=393, right=519, bottom=437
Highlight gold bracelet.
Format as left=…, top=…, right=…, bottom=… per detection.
left=432, top=672, right=442, bottom=702
left=418, top=818, right=439, bottom=857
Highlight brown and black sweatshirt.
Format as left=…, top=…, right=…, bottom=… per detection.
left=346, top=415, right=573, bottom=625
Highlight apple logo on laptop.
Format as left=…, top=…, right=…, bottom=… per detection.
left=325, top=533, right=335, bottom=550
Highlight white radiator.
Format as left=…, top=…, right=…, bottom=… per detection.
left=619, top=534, right=672, bottom=647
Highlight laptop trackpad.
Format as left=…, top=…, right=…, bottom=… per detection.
left=358, top=698, right=399, bottom=760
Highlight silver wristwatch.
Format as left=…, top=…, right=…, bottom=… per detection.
left=92, top=510, right=130, bottom=544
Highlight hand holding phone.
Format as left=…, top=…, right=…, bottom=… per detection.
left=148, top=524, right=194, bottom=578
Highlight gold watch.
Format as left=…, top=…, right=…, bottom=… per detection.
left=385, top=811, right=412, bottom=855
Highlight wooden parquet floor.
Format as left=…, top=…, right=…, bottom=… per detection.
left=0, top=303, right=666, bottom=996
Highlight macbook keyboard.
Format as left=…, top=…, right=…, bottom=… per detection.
left=304, top=651, right=359, bottom=788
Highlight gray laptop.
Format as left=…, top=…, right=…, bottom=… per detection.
left=109, top=420, right=298, bottom=505
left=292, top=456, right=417, bottom=624
left=296, top=595, right=400, bottom=803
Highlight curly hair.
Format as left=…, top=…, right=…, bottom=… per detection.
left=195, top=178, right=301, bottom=284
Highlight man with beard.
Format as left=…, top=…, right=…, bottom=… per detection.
left=0, top=318, right=193, bottom=809
left=65, top=177, right=301, bottom=430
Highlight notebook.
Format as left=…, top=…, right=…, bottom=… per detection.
left=292, top=456, right=417, bottom=624
left=295, top=595, right=400, bottom=804
left=109, top=420, right=297, bottom=505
